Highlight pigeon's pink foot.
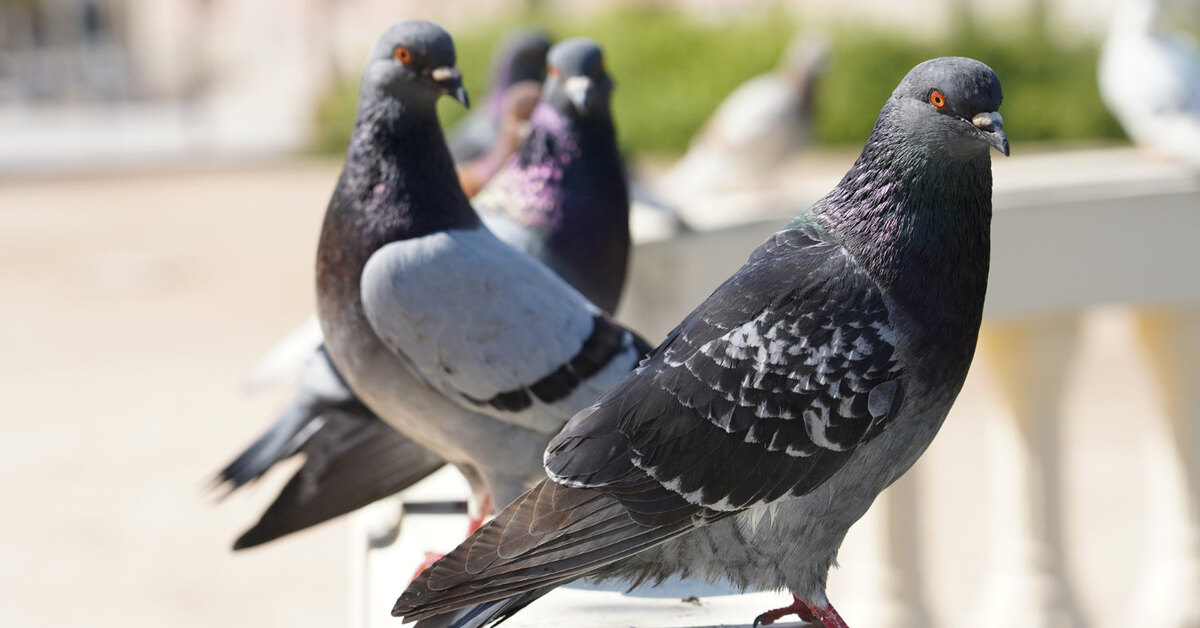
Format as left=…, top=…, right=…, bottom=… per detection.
left=753, top=594, right=849, bottom=628
left=754, top=595, right=818, bottom=626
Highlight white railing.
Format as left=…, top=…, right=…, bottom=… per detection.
left=352, top=148, right=1200, bottom=628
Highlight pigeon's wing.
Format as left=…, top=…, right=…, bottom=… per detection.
left=360, top=226, right=643, bottom=434
left=214, top=396, right=322, bottom=493
left=220, top=344, right=448, bottom=549
left=477, top=209, right=611, bottom=316
left=395, top=223, right=907, bottom=625
left=233, top=409, right=445, bottom=549
left=215, top=346, right=357, bottom=491
left=548, top=222, right=906, bottom=512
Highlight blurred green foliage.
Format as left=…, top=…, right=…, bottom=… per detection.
left=310, top=6, right=1125, bottom=157
left=816, top=10, right=1125, bottom=146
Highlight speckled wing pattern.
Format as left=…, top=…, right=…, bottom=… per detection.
left=546, top=221, right=905, bottom=515
left=360, top=225, right=642, bottom=433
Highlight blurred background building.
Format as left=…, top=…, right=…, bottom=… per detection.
left=2, top=1, right=1199, bottom=628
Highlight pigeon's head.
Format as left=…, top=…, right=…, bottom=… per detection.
left=361, top=20, right=470, bottom=110
left=542, top=38, right=613, bottom=118
left=494, top=29, right=552, bottom=87
left=888, top=57, right=1008, bottom=157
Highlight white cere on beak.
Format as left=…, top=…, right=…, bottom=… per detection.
left=431, top=67, right=461, bottom=83
left=971, top=111, right=1003, bottom=133
left=564, top=76, right=592, bottom=112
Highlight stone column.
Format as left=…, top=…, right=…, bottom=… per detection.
left=1132, top=310, right=1200, bottom=628
left=971, top=317, right=1084, bottom=628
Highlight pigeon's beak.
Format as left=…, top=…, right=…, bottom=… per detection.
left=432, top=66, right=470, bottom=109
left=972, top=111, right=1009, bottom=156
left=563, top=76, right=592, bottom=114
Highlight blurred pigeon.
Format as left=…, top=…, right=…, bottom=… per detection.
left=656, top=36, right=829, bottom=206
left=312, top=25, right=646, bottom=539
left=216, top=37, right=637, bottom=549
left=456, top=80, right=541, bottom=197
left=1099, top=0, right=1200, bottom=169
left=475, top=39, right=630, bottom=313
left=448, top=29, right=551, bottom=163
left=394, top=56, right=1008, bottom=628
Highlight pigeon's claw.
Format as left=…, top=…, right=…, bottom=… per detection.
left=753, top=594, right=819, bottom=626
left=753, top=594, right=849, bottom=628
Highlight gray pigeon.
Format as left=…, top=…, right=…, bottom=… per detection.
left=313, top=23, right=646, bottom=537
left=394, top=56, right=1008, bottom=628
left=215, top=37, right=636, bottom=549
left=448, top=28, right=552, bottom=164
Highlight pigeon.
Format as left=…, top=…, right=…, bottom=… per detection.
left=656, top=35, right=829, bottom=206
left=448, top=28, right=551, bottom=164
left=215, top=36, right=636, bottom=549
left=1099, top=0, right=1200, bottom=169
left=474, top=37, right=630, bottom=314
left=394, top=56, right=1008, bottom=628
left=311, top=22, right=647, bottom=539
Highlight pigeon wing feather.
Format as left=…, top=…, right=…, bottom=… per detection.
left=361, top=226, right=641, bottom=433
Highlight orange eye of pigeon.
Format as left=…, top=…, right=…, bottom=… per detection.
left=547, top=65, right=561, bottom=79
left=929, top=90, right=947, bottom=109
left=394, top=46, right=412, bottom=64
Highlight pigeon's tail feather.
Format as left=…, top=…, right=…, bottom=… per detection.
left=233, top=410, right=445, bottom=549
left=410, top=590, right=551, bottom=628
left=213, top=395, right=322, bottom=493
left=394, top=479, right=693, bottom=624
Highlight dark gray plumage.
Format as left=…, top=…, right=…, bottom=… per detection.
left=311, top=22, right=646, bottom=542
left=215, top=36, right=635, bottom=549
left=394, top=56, right=1008, bottom=628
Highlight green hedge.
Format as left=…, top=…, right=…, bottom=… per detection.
left=311, top=7, right=1125, bottom=157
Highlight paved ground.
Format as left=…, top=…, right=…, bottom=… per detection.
left=1, top=163, right=346, bottom=628
left=0, top=158, right=1165, bottom=627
